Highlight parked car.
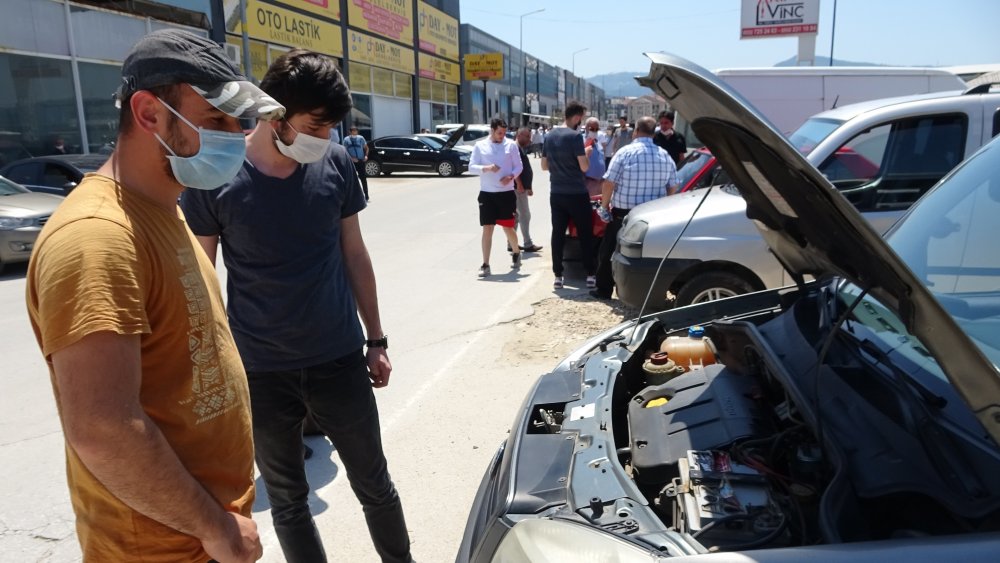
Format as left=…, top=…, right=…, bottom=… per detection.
left=0, top=154, right=107, bottom=196
left=365, top=126, right=471, bottom=177
left=614, top=80, right=1000, bottom=310
left=0, top=175, right=63, bottom=272
left=457, top=52, right=1000, bottom=563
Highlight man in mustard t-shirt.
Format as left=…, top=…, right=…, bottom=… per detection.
left=25, top=30, right=285, bottom=562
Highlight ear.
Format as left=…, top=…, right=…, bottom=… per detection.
left=129, top=91, right=167, bottom=135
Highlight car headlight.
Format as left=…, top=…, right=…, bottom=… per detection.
left=459, top=154, right=471, bottom=161
left=617, top=219, right=648, bottom=258
left=491, top=518, right=667, bottom=563
left=0, top=216, right=35, bottom=230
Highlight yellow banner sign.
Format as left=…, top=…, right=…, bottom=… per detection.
left=418, top=52, right=460, bottom=84
left=230, top=0, right=344, bottom=57
left=464, top=52, right=503, bottom=81
left=417, top=1, right=458, bottom=62
left=347, top=29, right=415, bottom=75
left=348, top=0, right=414, bottom=44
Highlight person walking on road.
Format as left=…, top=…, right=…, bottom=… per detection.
left=542, top=100, right=596, bottom=290
left=592, top=116, right=678, bottom=299
left=469, top=117, right=523, bottom=277
left=514, top=126, right=543, bottom=253
left=343, top=125, right=370, bottom=201
left=530, top=126, right=543, bottom=156
left=181, top=50, right=413, bottom=563
left=26, top=29, right=285, bottom=562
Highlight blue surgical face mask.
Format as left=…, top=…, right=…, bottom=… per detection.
left=154, top=97, right=247, bottom=190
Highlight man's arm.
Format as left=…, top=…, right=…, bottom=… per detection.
left=601, top=179, right=616, bottom=210
left=51, top=332, right=260, bottom=562
left=341, top=214, right=392, bottom=388
left=362, top=140, right=369, bottom=159
left=578, top=154, right=590, bottom=173
left=195, top=235, right=219, bottom=267
left=468, top=143, right=497, bottom=175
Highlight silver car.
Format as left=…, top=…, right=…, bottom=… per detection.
left=613, top=83, right=1000, bottom=310
left=457, top=52, right=1000, bottom=563
left=0, top=175, right=63, bottom=272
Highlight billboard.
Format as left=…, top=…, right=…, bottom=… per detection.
left=464, top=53, right=503, bottom=81
left=226, top=0, right=344, bottom=56
left=348, top=0, right=414, bottom=44
left=419, top=52, right=460, bottom=84
left=347, top=29, right=415, bottom=74
left=417, top=1, right=459, bottom=62
left=741, top=0, right=819, bottom=39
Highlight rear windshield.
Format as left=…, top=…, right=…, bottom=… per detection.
left=788, top=118, right=842, bottom=155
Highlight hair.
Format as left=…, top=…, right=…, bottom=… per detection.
left=657, top=110, right=675, bottom=122
left=117, top=83, right=182, bottom=135
left=490, top=117, right=508, bottom=130
left=564, top=100, right=587, bottom=120
left=635, top=116, right=657, bottom=136
left=260, top=50, right=352, bottom=124
left=517, top=126, right=532, bottom=136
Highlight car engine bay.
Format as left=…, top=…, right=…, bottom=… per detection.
left=575, top=289, right=1000, bottom=553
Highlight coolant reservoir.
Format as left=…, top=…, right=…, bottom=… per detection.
left=659, top=326, right=717, bottom=372
left=642, top=352, right=686, bottom=385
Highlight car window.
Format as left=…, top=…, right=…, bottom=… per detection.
left=420, top=136, right=445, bottom=150
left=886, top=139, right=1000, bottom=367
left=396, top=138, right=426, bottom=150
left=993, top=108, right=1000, bottom=138
left=675, top=152, right=712, bottom=190
left=788, top=118, right=842, bottom=154
left=41, top=163, right=76, bottom=188
left=3, top=162, right=40, bottom=185
left=376, top=138, right=403, bottom=149
left=825, top=114, right=968, bottom=213
left=464, top=130, right=488, bottom=142
left=0, top=176, right=29, bottom=195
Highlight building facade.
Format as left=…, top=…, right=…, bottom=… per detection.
left=459, top=24, right=605, bottom=127
left=626, top=94, right=669, bottom=124
left=0, top=0, right=461, bottom=161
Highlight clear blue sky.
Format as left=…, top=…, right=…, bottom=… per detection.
left=459, top=0, right=999, bottom=78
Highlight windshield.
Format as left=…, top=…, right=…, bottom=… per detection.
left=788, top=118, right=842, bottom=155
left=675, top=151, right=713, bottom=188
left=420, top=136, right=446, bottom=149
left=0, top=176, right=29, bottom=195
left=884, top=139, right=1000, bottom=368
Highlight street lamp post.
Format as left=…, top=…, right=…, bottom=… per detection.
left=572, top=47, right=589, bottom=76
left=520, top=8, right=545, bottom=125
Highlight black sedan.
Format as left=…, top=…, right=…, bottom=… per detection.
left=0, top=154, right=108, bottom=196
left=364, top=126, right=471, bottom=178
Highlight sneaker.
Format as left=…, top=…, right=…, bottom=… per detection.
left=586, top=275, right=597, bottom=288
left=553, top=276, right=564, bottom=289
left=521, top=244, right=543, bottom=252
left=589, top=289, right=612, bottom=300
left=512, top=253, right=521, bottom=268
left=478, top=264, right=491, bottom=278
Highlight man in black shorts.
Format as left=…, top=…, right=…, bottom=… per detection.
left=469, top=118, right=524, bottom=277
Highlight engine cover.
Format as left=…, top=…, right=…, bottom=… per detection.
left=628, top=363, right=770, bottom=485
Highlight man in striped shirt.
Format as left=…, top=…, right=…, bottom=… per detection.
left=592, top=116, right=678, bottom=299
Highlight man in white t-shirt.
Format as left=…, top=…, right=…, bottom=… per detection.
left=468, top=117, right=524, bottom=278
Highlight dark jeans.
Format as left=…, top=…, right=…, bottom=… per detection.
left=248, top=350, right=411, bottom=563
left=550, top=192, right=596, bottom=277
left=596, top=208, right=628, bottom=296
left=354, top=160, right=369, bottom=200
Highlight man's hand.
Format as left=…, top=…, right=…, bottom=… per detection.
left=525, top=189, right=533, bottom=196
left=201, top=512, right=262, bottom=563
left=500, top=175, right=513, bottom=186
left=367, top=347, right=393, bottom=388
left=486, top=163, right=501, bottom=173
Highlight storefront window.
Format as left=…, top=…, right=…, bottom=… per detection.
left=78, top=61, right=122, bottom=154
left=446, top=84, right=458, bottom=105
left=71, top=4, right=148, bottom=61
left=350, top=63, right=372, bottom=93
left=2, top=0, right=70, bottom=56
left=0, top=53, right=77, bottom=164
left=419, top=77, right=432, bottom=100
left=350, top=93, right=372, bottom=141
left=372, top=68, right=393, bottom=97
left=394, top=72, right=412, bottom=99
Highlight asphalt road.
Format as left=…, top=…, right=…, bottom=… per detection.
left=0, top=158, right=586, bottom=562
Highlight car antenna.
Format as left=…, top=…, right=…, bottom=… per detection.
left=626, top=183, right=716, bottom=346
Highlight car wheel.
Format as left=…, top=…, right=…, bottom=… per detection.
left=675, top=272, right=756, bottom=306
left=364, top=160, right=382, bottom=177
left=437, top=160, right=456, bottom=177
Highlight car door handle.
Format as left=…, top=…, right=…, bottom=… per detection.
left=378, top=151, right=385, bottom=154
left=403, top=152, right=410, bottom=156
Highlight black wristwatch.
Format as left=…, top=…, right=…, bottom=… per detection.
left=365, top=335, right=388, bottom=350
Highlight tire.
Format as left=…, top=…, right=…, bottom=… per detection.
left=364, top=160, right=382, bottom=177
left=675, top=272, right=756, bottom=307
left=437, top=160, right=456, bottom=177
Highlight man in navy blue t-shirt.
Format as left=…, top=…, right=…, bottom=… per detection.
left=181, top=50, right=412, bottom=563
left=542, top=100, right=596, bottom=290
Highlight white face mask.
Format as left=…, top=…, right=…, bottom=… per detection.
left=586, top=130, right=598, bottom=140
left=274, top=121, right=330, bottom=164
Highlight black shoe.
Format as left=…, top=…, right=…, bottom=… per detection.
left=521, top=244, right=543, bottom=252
left=512, top=253, right=521, bottom=268
left=589, top=289, right=612, bottom=300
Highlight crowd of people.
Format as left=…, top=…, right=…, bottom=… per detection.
left=24, top=28, right=687, bottom=563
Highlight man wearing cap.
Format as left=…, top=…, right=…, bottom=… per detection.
left=181, top=50, right=413, bottom=563
left=25, top=29, right=284, bottom=562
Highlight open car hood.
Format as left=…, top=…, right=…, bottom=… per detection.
left=638, top=52, right=1000, bottom=445
left=443, top=125, right=467, bottom=150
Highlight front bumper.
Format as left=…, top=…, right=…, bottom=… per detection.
left=0, top=228, right=41, bottom=265
left=612, top=252, right=700, bottom=310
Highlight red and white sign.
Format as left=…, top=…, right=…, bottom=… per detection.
left=741, top=0, right=819, bottom=39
